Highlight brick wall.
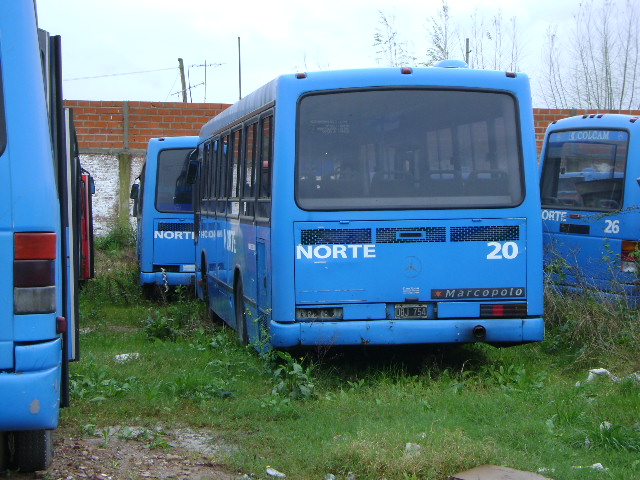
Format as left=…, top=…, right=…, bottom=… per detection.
left=64, top=100, right=639, bottom=235
left=64, top=100, right=230, bottom=152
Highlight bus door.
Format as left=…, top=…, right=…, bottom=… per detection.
left=540, top=127, right=636, bottom=295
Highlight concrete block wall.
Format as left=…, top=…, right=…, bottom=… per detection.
left=65, top=100, right=639, bottom=235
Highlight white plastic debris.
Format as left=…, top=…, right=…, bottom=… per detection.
left=114, top=353, right=140, bottom=363
left=405, top=442, right=422, bottom=454
left=324, top=475, right=336, bottom=480
left=266, top=466, right=286, bottom=478
left=572, top=463, right=609, bottom=471
left=576, top=368, right=640, bottom=387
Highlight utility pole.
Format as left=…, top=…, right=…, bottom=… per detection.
left=465, top=38, right=471, bottom=65
left=238, top=37, right=242, bottom=100
left=178, top=58, right=187, bottom=102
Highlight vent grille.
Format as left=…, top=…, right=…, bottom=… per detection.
left=301, top=228, right=372, bottom=245
left=158, top=222, right=194, bottom=232
left=450, top=225, right=519, bottom=242
left=376, top=227, right=446, bottom=243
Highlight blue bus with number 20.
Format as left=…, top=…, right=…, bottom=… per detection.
left=540, top=113, right=640, bottom=302
left=192, top=63, right=544, bottom=348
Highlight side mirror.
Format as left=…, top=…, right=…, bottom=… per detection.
left=130, top=183, right=140, bottom=199
left=186, top=160, right=200, bottom=185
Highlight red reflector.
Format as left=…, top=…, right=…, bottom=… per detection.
left=401, top=67, right=413, bottom=74
left=15, top=233, right=56, bottom=260
left=506, top=71, right=516, bottom=78
left=569, top=213, right=582, bottom=219
left=296, top=72, right=307, bottom=79
left=631, top=118, right=638, bottom=123
left=56, top=316, right=67, bottom=334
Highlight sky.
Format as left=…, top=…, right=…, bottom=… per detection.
left=36, top=0, right=585, bottom=107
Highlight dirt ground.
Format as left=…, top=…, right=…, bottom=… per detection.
left=3, top=427, right=243, bottom=480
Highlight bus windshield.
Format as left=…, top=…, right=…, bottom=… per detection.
left=296, top=88, right=523, bottom=210
left=540, top=130, right=628, bottom=211
left=155, top=148, right=194, bottom=213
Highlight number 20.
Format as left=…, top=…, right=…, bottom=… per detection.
left=487, top=241, right=519, bottom=260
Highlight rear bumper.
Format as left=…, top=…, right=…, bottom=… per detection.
left=140, top=271, right=195, bottom=287
left=270, top=317, right=544, bottom=347
left=0, top=366, right=61, bottom=430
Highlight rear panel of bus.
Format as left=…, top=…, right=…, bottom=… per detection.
left=0, top=1, right=65, bottom=430
left=269, top=68, right=543, bottom=347
left=540, top=114, right=640, bottom=300
left=136, top=137, right=198, bottom=288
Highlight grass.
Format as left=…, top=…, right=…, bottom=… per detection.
left=63, top=238, right=640, bottom=480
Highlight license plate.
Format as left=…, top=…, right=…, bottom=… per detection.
left=395, top=304, right=429, bottom=319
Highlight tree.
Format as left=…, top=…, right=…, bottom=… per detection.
left=539, top=0, right=640, bottom=109
left=425, top=0, right=454, bottom=65
left=373, top=11, right=416, bottom=67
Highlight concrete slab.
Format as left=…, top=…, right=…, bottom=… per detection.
left=450, top=465, right=553, bottom=480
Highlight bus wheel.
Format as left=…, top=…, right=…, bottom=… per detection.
left=235, top=278, right=249, bottom=345
left=9, top=429, right=53, bottom=472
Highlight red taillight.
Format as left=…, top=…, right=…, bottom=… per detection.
left=621, top=241, right=639, bottom=272
left=14, top=233, right=56, bottom=260
left=480, top=304, right=527, bottom=318
left=14, top=233, right=57, bottom=314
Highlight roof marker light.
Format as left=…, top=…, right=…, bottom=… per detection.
left=506, top=71, right=516, bottom=78
left=296, top=72, right=307, bottom=79
left=401, top=67, right=413, bottom=74
left=630, top=118, right=638, bottom=123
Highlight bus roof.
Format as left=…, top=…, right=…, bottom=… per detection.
left=198, top=66, right=532, bottom=142
left=546, top=113, right=640, bottom=132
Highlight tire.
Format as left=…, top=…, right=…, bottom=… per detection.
left=9, top=429, right=53, bottom=472
left=235, top=278, right=249, bottom=345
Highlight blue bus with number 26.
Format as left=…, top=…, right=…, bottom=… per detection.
left=540, top=113, right=640, bottom=302
left=192, top=63, right=544, bottom=348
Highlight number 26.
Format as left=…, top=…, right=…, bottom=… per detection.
left=604, top=219, right=620, bottom=234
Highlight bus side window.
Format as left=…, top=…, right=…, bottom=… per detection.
left=241, top=121, right=258, bottom=218
left=217, top=134, right=229, bottom=214
left=228, top=127, right=243, bottom=216
left=257, top=114, right=273, bottom=220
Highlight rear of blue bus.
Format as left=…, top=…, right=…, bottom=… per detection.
left=269, top=67, right=544, bottom=347
left=0, top=0, right=65, bottom=466
left=540, top=114, right=640, bottom=303
left=135, top=137, right=198, bottom=289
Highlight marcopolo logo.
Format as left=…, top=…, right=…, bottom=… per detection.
left=431, top=287, right=526, bottom=299
left=154, top=231, right=195, bottom=240
left=296, top=244, right=376, bottom=260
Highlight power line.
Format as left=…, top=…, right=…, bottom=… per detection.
left=65, top=66, right=177, bottom=81
left=64, top=62, right=223, bottom=82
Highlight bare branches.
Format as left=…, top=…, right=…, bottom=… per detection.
left=373, top=11, right=416, bottom=67
left=541, top=0, right=640, bottom=109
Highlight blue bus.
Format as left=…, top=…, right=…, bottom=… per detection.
left=192, top=64, right=544, bottom=348
left=131, top=136, right=198, bottom=294
left=0, top=1, right=93, bottom=471
left=540, top=113, right=639, bottom=301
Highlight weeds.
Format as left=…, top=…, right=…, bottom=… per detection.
left=95, top=221, right=136, bottom=253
